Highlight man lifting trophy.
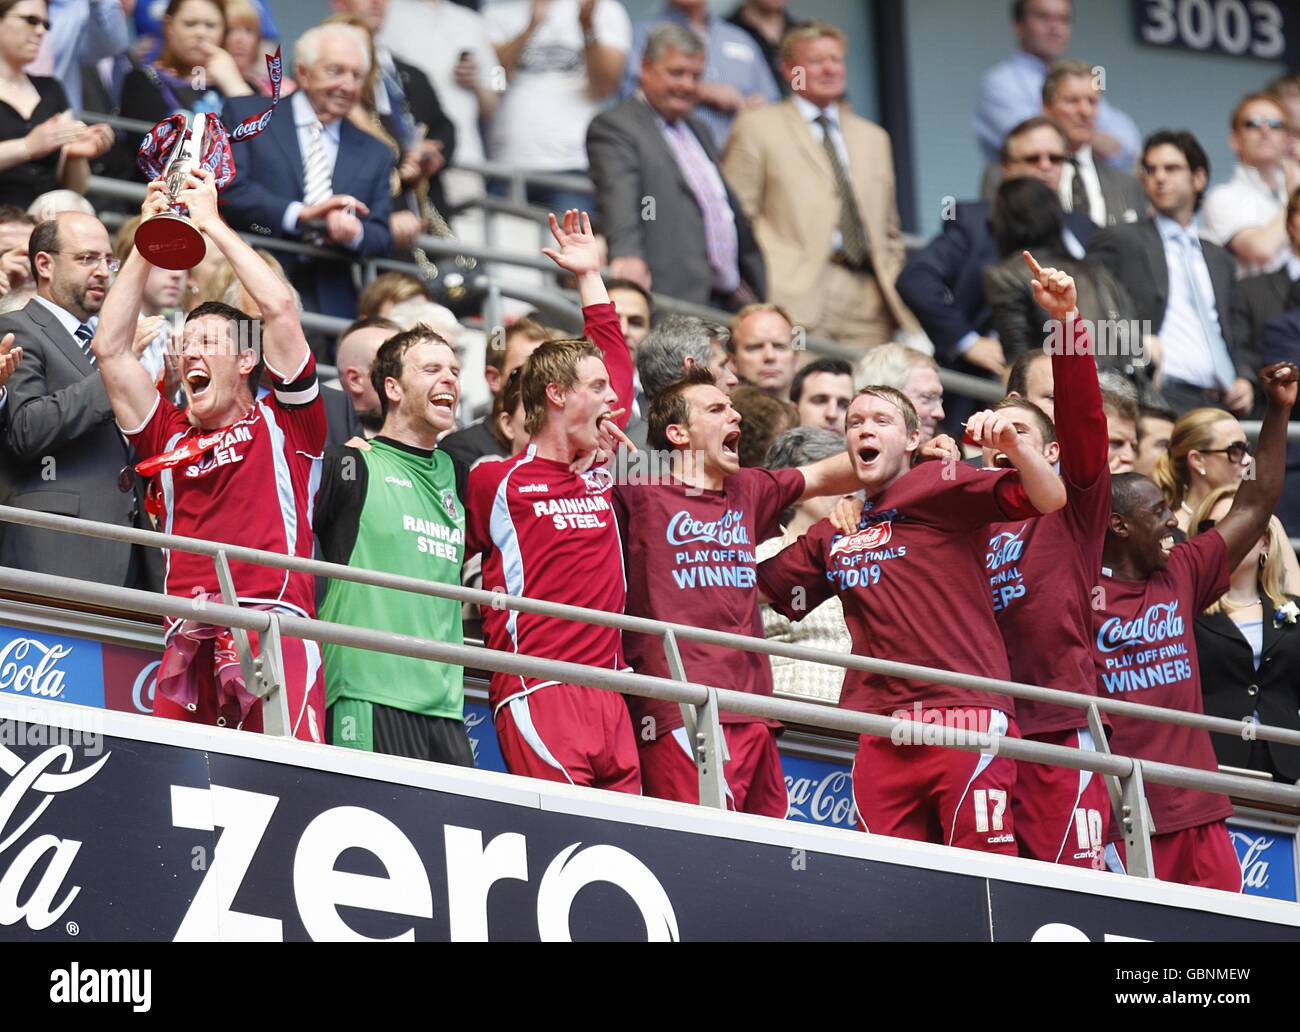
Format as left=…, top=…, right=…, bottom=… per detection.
left=133, top=49, right=284, bottom=270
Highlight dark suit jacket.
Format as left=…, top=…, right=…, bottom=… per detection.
left=895, top=200, right=1098, bottom=364
left=1195, top=594, right=1300, bottom=782
left=980, top=160, right=1146, bottom=227
left=0, top=299, right=139, bottom=585
left=1257, top=311, right=1300, bottom=537
left=321, top=383, right=363, bottom=452
left=1086, top=219, right=1250, bottom=379
left=1230, top=267, right=1297, bottom=376
left=219, top=95, right=395, bottom=319
left=586, top=97, right=765, bottom=306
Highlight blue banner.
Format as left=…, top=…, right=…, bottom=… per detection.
left=1228, top=822, right=1299, bottom=902
left=0, top=627, right=106, bottom=709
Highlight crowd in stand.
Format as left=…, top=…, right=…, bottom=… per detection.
left=0, top=0, right=1298, bottom=895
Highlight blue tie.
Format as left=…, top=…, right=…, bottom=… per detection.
left=75, top=322, right=96, bottom=368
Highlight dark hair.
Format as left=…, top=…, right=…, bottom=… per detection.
left=370, top=324, right=453, bottom=418
left=646, top=364, right=717, bottom=452
left=1101, top=386, right=1139, bottom=426
left=486, top=317, right=550, bottom=375
left=1110, top=471, right=1157, bottom=519
left=730, top=386, right=798, bottom=468
left=0, top=204, right=34, bottom=227
left=1141, top=129, right=1210, bottom=210
left=1138, top=402, right=1177, bottom=429
left=1006, top=348, right=1050, bottom=397
left=341, top=315, right=400, bottom=341
left=991, top=177, right=1065, bottom=257
left=993, top=395, right=1056, bottom=445
left=490, top=366, right=525, bottom=450
left=999, top=115, right=1066, bottom=165
left=165, top=0, right=225, bottom=21
left=28, top=219, right=59, bottom=284
left=186, top=300, right=263, bottom=390
left=789, top=357, right=852, bottom=404
left=604, top=277, right=653, bottom=315
left=1012, top=0, right=1072, bottom=21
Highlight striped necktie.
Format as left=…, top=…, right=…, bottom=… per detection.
left=75, top=322, right=96, bottom=368
left=815, top=113, right=869, bottom=268
left=1069, top=158, right=1092, bottom=220
left=302, top=120, right=332, bottom=207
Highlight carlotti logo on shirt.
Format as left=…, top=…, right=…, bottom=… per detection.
left=831, top=521, right=892, bottom=556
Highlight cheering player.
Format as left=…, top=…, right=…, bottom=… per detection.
left=466, top=210, right=640, bottom=791
left=314, top=325, right=473, bottom=765
left=758, top=388, right=1067, bottom=853
left=1094, top=361, right=1297, bottom=891
left=93, top=170, right=326, bottom=740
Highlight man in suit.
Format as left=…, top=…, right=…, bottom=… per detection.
left=0, top=213, right=151, bottom=586
left=896, top=116, right=1097, bottom=384
left=723, top=21, right=915, bottom=349
left=1231, top=185, right=1300, bottom=372
left=587, top=22, right=765, bottom=310
left=220, top=23, right=395, bottom=322
left=1088, top=131, right=1255, bottom=418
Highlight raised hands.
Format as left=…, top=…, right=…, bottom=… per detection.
left=0, top=333, right=23, bottom=393
left=1023, top=250, right=1077, bottom=323
left=175, top=167, right=220, bottom=230
left=965, top=408, right=1027, bottom=457
left=542, top=209, right=602, bottom=277
left=1260, top=360, right=1299, bottom=410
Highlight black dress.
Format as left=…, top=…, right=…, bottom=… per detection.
left=0, top=76, right=68, bottom=209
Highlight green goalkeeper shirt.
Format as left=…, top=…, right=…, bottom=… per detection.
left=314, top=436, right=468, bottom=719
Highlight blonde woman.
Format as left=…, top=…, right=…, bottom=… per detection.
left=1191, top=486, right=1300, bottom=783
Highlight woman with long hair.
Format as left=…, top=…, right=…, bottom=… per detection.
left=0, top=0, right=113, bottom=206
left=1191, top=486, right=1300, bottom=783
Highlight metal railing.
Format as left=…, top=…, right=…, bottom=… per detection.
left=2, top=504, right=1298, bottom=880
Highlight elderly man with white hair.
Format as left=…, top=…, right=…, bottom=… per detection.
left=219, top=21, right=396, bottom=320
left=855, top=343, right=947, bottom=439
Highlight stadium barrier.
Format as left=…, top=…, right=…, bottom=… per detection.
left=1, top=504, right=1298, bottom=885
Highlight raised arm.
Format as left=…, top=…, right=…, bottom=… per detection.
left=797, top=452, right=858, bottom=501
left=1215, top=361, right=1298, bottom=569
left=966, top=408, right=1067, bottom=515
left=91, top=181, right=171, bottom=431
left=177, top=167, right=309, bottom=380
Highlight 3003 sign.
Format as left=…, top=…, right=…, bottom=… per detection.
left=1136, top=0, right=1288, bottom=60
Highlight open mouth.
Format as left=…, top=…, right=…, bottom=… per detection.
left=1160, top=535, right=1175, bottom=555
left=185, top=368, right=212, bottom=397
left=993, top=453, right=1012, bottom=469
left=857, top=445, right=880, bottom=465
left=721, top=429, right=740, bottom=459
left=429, top=392, right=456, bottom=412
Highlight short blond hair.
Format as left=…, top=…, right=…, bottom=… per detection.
left=727, top=302, right=793, bottom=352
left=521, top=338, right=604, bottom=435
left=780, top=21, right=847, bottom=66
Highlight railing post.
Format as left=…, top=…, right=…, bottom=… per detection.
left=1118, top=760, right=1156, bottom=878
left=1086, top=702, right=1124, bottom=821
left=213, top=549, right=259, bottom=698
left=662, top=628, right=728, bottom=809
left=214, top=550, right=288, bottom=736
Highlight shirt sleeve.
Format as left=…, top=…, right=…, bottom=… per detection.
left=313, top=443, right=369, bottom=566
left=595, top=0, right=632, bottom=49
left=1053, top=319, right=1108, bottom=490
left=757, top=521, right=834, bottom=620
left=123, top=392, right=188, bottom=459
left=742, top=467, right=806, bottom=544
left=584, top=301, right=633, bottom=429
left=1199, top=185, right=1258, bottom=248
left=466, top=459, right=503, bottom=559
left=916, top=462, right=1039, bottom=527
left=1172, top=530, right=1231, bottom=614
left=269, top=351, right=326, bottom=455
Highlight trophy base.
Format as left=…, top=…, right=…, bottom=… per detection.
left=135, top=213, right=206, bottom=271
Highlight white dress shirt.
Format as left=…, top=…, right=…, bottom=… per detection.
left=1059, top=144, right=1107, bottom=227
left=1155, top=215, right=1228, bottom=388
left=1201, top=163, right=1289, bottom=276
left=281, top=92, right=363, bottom=250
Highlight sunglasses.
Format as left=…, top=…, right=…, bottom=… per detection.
left=1201, top=441, right=1253, bottom=463
left=1013, top=152, right=1067, bottom=166
left=9, top=13, right=50, bottom=29
left=1239, top=117, right=1285, bottom=131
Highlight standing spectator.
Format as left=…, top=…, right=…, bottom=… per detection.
left=621, top=0, right=778, bottom=150
left=729, top=384, right=794, bottom=467
left=789, top=356, right=851, bottom=432
left=1006, top=347, right=1054, bottom=418
left=756, top=426, right=850, bottom=703
left=0, top=0, right=113, bottom=207
left=1191, top=486, right=1300, bottom=786
left=1152, top=406, right=1256, bottom=536
left=219, top=22, right=395, bottom=320
left=726, top=0, right=799, bottom=95
left=1, top=211, right=151, bottom=586
left=588, top=23, right=765, bottom=309
left=1088, top=131, right=1252, bottom=418
left=854, top=343, right=945, bottom=439
left=1258, top=306, right=1300, bottom=539
left=606, top=276, right=652, bottom=445
left=1201, top=93, right=1296, bottom=277
left=635, top=312, right=737, bottom=404
left=1134, top=402, right=1175, bottom=478
left=25, top=0, right=129, bottom=113
left=0, top=205, right=35, bottom=292
left=332, top=315, right=399, bottom=437
left=379, top=0, right=499, bottom=213
left=973, top=0, right=1140, bottom=171
left=729, top=302, right=794, bottom=398
left=1101, top=382, right=1138, bottom=474
left=485, top=0, right=630, bottom=214
left=724, top=21, right=915, bottom=350
left=1093, top=359, right=1295, bottom=890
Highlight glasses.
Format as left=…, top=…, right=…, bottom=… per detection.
left=1202, top=441, right=1252, bottom=463
left=1239, top=117, right=1285, bottom=131
left=8, top=13, right=50, bottom=29
left=51, top=251, right=120, bottom=273
left=913, top=391, right=943, bottom=406
left=1012, top=152, right=1067, bottom=166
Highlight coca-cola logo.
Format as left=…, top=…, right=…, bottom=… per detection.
left=784, top=770, right=856, bottom=827
left=0, top=639, right=72, bottom=699
left=831, top=522, right=892, bottom=556
left=1096, top=602, right=1184, bottom=653
left=665, top=509, right=750, bottom=548
left=985, top=527, right=1025, bottom=570
left=1230, top=831, right=1274, bottom=891
left=132, top=661, right=160, bottom=715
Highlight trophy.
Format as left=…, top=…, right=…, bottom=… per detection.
left=134, top=48, right=284, bottom=271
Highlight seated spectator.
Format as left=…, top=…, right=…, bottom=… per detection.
left=789, top=356, right=852, bottom=432
left=729, top=302, right=795, bottom=398
left=1271, top=73, right=1300, bottom=162
left=723, top=21, right=916, bottom=350
left=485, top=0, right=629, bottom=214
left=0, top=205, right=34, bottom=293
left=1134, top=402, right=1176, bottom=478
left=225, top=0, right=295, bottom=96
left=589, top=22, right=765, bottom=308
left=329, top=315, right=399, bottom=438
left=1230, top=185, right=1300, bottom=370
left=636, top=312, right=738, bottom=403
left=622, top=0, right=779, bottom=149
left=727, top=0, right=802, bottom=94
left=387, top=296, right=457, bottom=337
left=854, top=343, right=945, bottom=439
left=0, top=0, right=113, bottom=208
left=730, top=384, right=795, bottom=467
left=1191, top=485, right=1300, bottom=784
left=983, top=177, right=1148, bottom=392
left=1201, top=93, right=1296, bottom=277
left=1153, top=406, right=1258, bottom=535
left=358, top=270, right=429, bottom=320
left=755, top=425, right=851, bottom=703
left=972, top=0, right=1140, bottom=171
left=220, top=21, right=395, bottom=321
left=119, top=0, right=253, bottom=128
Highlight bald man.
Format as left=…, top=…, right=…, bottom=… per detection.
left=334, top=316, right=400, bottom=436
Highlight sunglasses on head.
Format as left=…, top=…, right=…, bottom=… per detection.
left=1202, top=441, right=1252, bottom=463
